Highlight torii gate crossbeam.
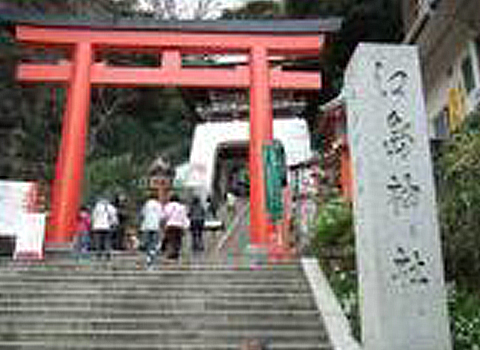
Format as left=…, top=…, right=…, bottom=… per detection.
left=14, top=19, right=337, bottom=252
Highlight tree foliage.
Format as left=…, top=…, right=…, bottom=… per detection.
left=0, top=0, right=196, bottom=205
left=0, top=0, right=405, bottom=202
left=285, top=0, right=403, bottom=100
left=3, top=0, right=137, bottom=19
left=284, top=0, right=403, bottom=152
left=315, top=196, right=353, bottom=247
left=0, top=17, right=63, bottom=179
left=83, top=153, right=148, bottom=205
left=436, top=108, right=480, bottom=289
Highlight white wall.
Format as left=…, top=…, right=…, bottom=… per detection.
left=420, top=21, right=480, bottom=134
left=185, top=118, right=312, bottom=197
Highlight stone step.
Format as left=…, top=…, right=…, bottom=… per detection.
left=0, top=283, right=311, bottom=294
left=0, top=298, right=316, bottom=311
left=0, top=290, right=312, bottom=301
left=0, top=317, right=323, bottom=331
left=0, top=260, right=331, bottom=350
left=0, top=296, right=315, bottom=306
left=0, top=271, right=303, bottom=280
left=0, top=308, right=321, bottom=319
left=0, top=265, right=302, bottom=274
left=0, top=341, right=332, bottom=350
left=7, top=279, right=302, bottom=287
left=0, top=313, right=323, bottom=327
left=0, top=274, right=307, bottom=283
left=1, top=260, right=301, bottom=270
left=0, top=329, right=327, bottom=343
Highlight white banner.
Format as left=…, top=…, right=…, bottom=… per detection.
left=0, top=181, right=33, bottom=236
left=14, top=213, right=45, bottom=260
left=0, top=181, right=45, bottom=259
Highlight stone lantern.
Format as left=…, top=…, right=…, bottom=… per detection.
left=148, top=156, right=175, bottom=204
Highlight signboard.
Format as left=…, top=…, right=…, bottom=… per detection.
left=448, top=88, right=466, bottom=132
left=0, top=181, right=45, bottom=259
left=0, top=181, right=34, bottom=235
left=14, top=213, right=46, bottom=260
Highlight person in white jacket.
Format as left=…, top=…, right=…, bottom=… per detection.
left=162, top=194, right=189, bottom=261
left=91, top=198, right=118, bottom=260
left=140, top=193, right=164, bottom=268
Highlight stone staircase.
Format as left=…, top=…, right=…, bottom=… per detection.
left=0, top=255, right=332, bottom=350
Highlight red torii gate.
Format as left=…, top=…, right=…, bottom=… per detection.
left=15, top=19, right=338, bottom=250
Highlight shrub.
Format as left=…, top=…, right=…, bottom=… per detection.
left=314, top=196, right=353, bottom=247
left=327, top=268, right=361, bottom=341
left=436, top=108, right=480, bottom=289
left=83, top=153, right=147, bottom=207
left=448, top=285, right=480, bottom=349
left=312, top=194, right=357, bottom=293
left=310, top=195, right=355, bottom=270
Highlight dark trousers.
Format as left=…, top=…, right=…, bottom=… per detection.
left=190, top=220, right=204, bottom=251
left=113, top=223, right=125, bottom=250
left=92, top=230, right=112, bottom=260
left=74, top=231, right=91, bottom=252
left=163, top=226, right=183, bottom=260
left=142, top=230, right=159, bottom=265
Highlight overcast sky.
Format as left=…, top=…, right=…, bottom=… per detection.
left=139, top=0, right=268, bottom=18
left=219, top=0, right=249, bottom=8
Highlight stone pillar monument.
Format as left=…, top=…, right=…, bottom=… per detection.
left=345, top=43, right=452, bottom=350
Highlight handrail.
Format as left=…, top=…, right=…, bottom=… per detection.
left=216, top=199, right=249, bottom=253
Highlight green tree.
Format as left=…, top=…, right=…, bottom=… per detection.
left=0, top=0, right=196, bottom=199
left=0, top=0, right=139, bottom=181
left=286, top=0, right=403, bottom=99
left=282, top=0, right=403, bottom=151
left=436, top=108, right=480, bottom=289
left=0, top=14, right=63, bottom=179
left=222, top=0, right=282, bottom=19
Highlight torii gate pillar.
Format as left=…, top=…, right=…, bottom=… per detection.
left=47, top=42, right=92, bottom=245
left=249, top=45, right=273, bottom=245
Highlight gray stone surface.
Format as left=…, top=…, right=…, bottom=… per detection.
left=0, top=254, right=332, bottom=350
left=302, top=258, right=361, bottom=350
left=345, top=43, right=451, bottom=350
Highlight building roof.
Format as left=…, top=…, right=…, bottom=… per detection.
left=0, top=7, right=342, bottom=35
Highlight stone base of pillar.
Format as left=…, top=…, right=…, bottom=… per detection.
left=43, top=242, right=74, bottom=260
left=246, top=243, right=269, bottom=268
left=268, top=244, right=295, bottom=263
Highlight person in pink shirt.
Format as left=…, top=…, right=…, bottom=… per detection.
left=75, top=206, right=91, bottom=258
left=161, top=194, right=189, bottom=261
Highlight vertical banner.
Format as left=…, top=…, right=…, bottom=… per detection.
left=345, top=44, right=451, bottom=350
left=262, top=140, right=286, bottom=223
left=448, top=88, right=466, bottom=132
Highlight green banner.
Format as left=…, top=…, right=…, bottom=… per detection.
left=262, top=140, right=286, bottom=222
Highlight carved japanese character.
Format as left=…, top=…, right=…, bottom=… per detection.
left=374, top=61, right=387, bottom=97
left=387, top=70, right=408, bottom=98
left=391, top=246, right=429, bottom=286
left=383, top=111, right=414, bottom=159
left=387, top=173, right=421, bottom=215
left=374, top=61, right=409, bottom=100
